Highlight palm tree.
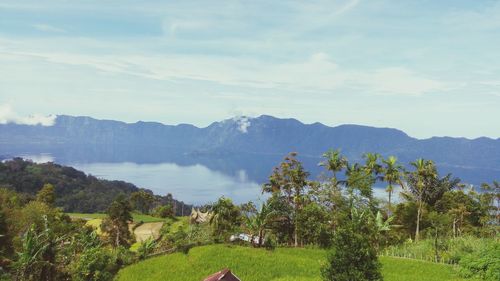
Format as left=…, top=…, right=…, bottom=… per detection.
left=382, top=156, right=404, bottom=212
left=481, top=181, right=500, bottom=226
left=319, top=149, right=348, bottom=185
left=363, top=153, right=383, bottom=178
left=407, top=158, right=437, bottom=242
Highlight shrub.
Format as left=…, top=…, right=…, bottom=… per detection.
left=137, top=238, right=157, bottom=260
left=322, top=209, right=382, bottom=281
left=71, top=247, right=115, bottom=281
left=263, top=235, right=276, bottom=251
left=458, top=242, right=500, bottom=281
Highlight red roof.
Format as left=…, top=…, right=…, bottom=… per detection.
left=203, top=268, right=241, bottom=281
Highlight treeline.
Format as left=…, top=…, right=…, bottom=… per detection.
left=208, top=151, right=498, bottom=246
left=0, top=158, right=192, bottom=215
left=197, top=151, right=499, bottom=280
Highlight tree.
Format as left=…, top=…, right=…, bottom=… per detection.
left=36, top=184, right=55, bottom=207
left=381, top=156, right=404, bottom=212
left=405, top=158, right=437, bottom=241
left=153, top=204, right=174, bottom=219
left=129, top=191, right=155, bottom=214
left=345, top=163, right=375, bottom=206
left=481, top=181, right=500, bottom=227
left=318, top=150, right=349, bottom=233
left=319, top=149, right=348, bottom=185
left=209, top=197, right=241, bottom=241
left=101, top=196, right=134, bottom=248
left=262, top=152, right=310, bottom=247
left=296, top=202, right=331, bottom=247
left=321, top=208, right=382, bottom=281
left=363, top=153, right=383, bottom=178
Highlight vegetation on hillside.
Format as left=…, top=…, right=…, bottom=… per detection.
left=0, top=158, right=192, bottom=214
left=0, top=150, right=498, bottom=281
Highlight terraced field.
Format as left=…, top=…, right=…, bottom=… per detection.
left=116, top=245, right=468, bottom=281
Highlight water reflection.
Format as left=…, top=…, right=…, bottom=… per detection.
left=71, top=162, right=263, bottom=205
left=3, top=144, right=391, bottom=205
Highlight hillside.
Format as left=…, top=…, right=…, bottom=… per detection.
left=115, top=245, right=468, bottom=281
left=0, top=158, right=192, bottom=213
left=0, top=115, right=498, bottom=185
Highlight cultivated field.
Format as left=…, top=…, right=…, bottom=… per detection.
left=115, top=245, right=468, bottom=281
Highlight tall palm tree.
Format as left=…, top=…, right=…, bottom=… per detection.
left=319, top=149, right=348, bottom=184
left=407, top=158, right=437, bottom=242
left=382, top=156, right=404, bottom=212
left=363, top=153, right=383, bottom=178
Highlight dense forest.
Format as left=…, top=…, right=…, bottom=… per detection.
left=0, top=151, right=498, bottom=281
left=0, top=158, right=192, bottom=214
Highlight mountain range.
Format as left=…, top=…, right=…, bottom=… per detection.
left=0, top=115, right=498, bottom=185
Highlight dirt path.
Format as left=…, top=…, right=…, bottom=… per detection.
left=134, top=222, right=164, bottom=242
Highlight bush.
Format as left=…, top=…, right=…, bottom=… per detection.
left=458, top=242, right=500, bottom=281
left=322, top=210, right=382, bottom=281
left=153, top=204, right=174, bottom=218
left=137, top=239, right=157, bottom=260
left=263, top=235, right=276, bottom=251
left=71, top=247, right=115, bottom=281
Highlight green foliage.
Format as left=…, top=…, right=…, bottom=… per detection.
left=296, top=202, right=331, bottom=247
left=0, top=158, right=191, bottom=213
left=321, top=208, right=382, bottom=281
left=129, top=191, right=155, bottom=214
left=209, top=197, right=242, bottom=241
left=263, top=234, right=277, bottom=251
left=383, top=236, right=498, bottom=265
left=458, top=242, right=500, bottom=281
left=70, top=247, right=115, bottom=281
left=36, top=183, right=55, bottom=207
left=152, top=204, right=174, bottom=218
left=13, top=218, right=60, bottom=281
left=137, top=238, right=157, bottom=260
left=243, top=201, right=273, bottom=247
left=101, top=196, right=134, bottom=248
left=262, top=152, right=312, bottom=247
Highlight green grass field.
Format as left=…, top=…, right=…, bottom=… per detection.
left=116, top=244, right=467, bottom=281
left=67, top=212, right=166, bottom=223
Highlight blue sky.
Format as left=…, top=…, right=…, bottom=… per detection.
left=0, top=0, right=499, bottom=138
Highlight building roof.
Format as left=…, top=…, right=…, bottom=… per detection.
left=203, top=268, right=241, bottom=281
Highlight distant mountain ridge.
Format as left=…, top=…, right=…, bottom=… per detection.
left=0, top=115, right=498, bottom=185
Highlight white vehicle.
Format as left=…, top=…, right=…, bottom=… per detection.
left=229, top=233, right=262, bottom=244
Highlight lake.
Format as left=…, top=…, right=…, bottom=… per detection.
left=11, top=147, right=390, bottom=205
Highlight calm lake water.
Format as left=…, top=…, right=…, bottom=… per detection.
left=15, top=150, right=389, bottom=205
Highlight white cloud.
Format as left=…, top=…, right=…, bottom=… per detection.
left=233, top=116, right=251, bottom=133
left=0, top=44, right=448, bottom=96
left=0, top=104, right=56, bottom=126
left=33, top=24, right=66, bottom=33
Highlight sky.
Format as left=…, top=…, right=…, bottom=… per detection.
left=0, top=0, right=499, bottom=139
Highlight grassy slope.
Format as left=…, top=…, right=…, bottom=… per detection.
left=116, top=245, right=467, bottom=281
left=67, top=212, right=166, bottom=223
